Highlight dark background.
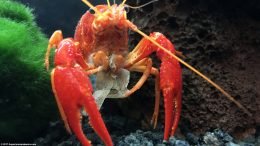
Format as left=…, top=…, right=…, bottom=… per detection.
left=15, top=0, right=260, bottom=144
left=17, top=0, right=122, bottom=36
left=17, top=0, right=260, bottom=37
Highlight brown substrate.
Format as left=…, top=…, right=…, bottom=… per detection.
left=124, top=0, right=260, bottom=139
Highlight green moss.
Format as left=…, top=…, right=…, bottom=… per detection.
left=0, top=0, right=57, bottom=141
left=0, top=0, right=34, bottom=24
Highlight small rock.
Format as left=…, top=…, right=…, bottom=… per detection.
left=168, top=136, right=177, bottom=145
left=186, top=133, right=199, bottom=144
left=213, top=129, right=225, bottom=138
left=213, top=129, right=233, bottom=142
left=124, top=134, right=140, bottom=144
left=156, top=144, right=166, bottom=146
left=237, top=142, right=255, bottom=146
left=222, top=134, right=233, bottom=143
left=143, top=141, right=154, bottom=146
left=225, top=142, right=240, bottom=146
left=175, top=140, right=190, bottom=146
left=168, top=137, right=190, bottom=146
left=203, top=132, right=223, bottom=146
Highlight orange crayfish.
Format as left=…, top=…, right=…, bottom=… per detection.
left=44, top=0, right=252, bottom=145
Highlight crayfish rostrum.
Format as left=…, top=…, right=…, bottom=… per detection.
left=44, top=0, right=252, bottom=145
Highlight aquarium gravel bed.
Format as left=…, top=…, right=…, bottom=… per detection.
left=34, top=120, right=258, bottom=146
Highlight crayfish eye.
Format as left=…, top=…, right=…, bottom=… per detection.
left=124, top=7, right=130, bottom=13
left=89, top=8, right=95, bottom=14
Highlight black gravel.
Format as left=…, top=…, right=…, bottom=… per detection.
left=34, top=121, right=258, bottom=146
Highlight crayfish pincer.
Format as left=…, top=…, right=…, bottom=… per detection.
left=44, top=0, right=252, bottom=145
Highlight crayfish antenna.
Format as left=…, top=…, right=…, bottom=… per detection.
left=107, top=0, right=111, bottom=7
left=127, top=20, right=252, bottom=117
left=121, top=0, right=127, bottom=6
left=124, top=0, right=158, bottom=9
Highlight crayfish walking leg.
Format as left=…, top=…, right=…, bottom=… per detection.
left=125, top=32, right=182, bottom=141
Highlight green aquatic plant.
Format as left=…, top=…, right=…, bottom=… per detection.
left=0, top=0, right=57, bottom=141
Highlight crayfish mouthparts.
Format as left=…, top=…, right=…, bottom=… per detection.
left=91, top=51, right=125, bottom=74
left=108, top=54, right=125, bottom=73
